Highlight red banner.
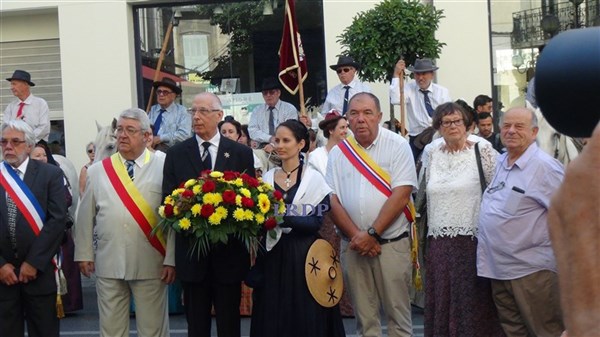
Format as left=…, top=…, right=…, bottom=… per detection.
left=278, top=0, right=307, bottom=95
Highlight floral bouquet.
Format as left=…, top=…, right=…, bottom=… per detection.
left=155, top=170, right=285, bottom=257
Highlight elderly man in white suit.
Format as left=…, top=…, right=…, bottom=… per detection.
left=74, top=108, right=175, bottom=337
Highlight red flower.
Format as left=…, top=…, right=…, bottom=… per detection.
left=200, top=170, right=211, bottom=178
left=241, top=197, right=254, bottom=208
left=202, top=180, right=216, bottom=193
left=264, top=217, right=277, bottom=230
left=222, top=190, right=237, bottom=204
left=182, top=189, right=194, bottom=199
left=201, top=204, right=215, bottom=218
left=178, top=182, right=186, bottom=188
left=223, top=171, right=238, bottom=181
left=164, top=204, right=174, bottom=217
left=241, top=173, right=258, bottom=187
left=273, top=190, right=283, bottom=200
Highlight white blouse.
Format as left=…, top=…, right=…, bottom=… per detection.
left=425, top=142, right=497, bottom=238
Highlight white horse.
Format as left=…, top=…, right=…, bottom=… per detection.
left=94, top=118, right=118, bottom=162
left=53, top=154, right=79, bottom=219
left=532, top=105, right=583, bottom=166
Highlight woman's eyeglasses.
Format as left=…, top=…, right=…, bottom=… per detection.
left=87, top=149, right=94, bottom=154
left=487, top=181, right=505, bottom=194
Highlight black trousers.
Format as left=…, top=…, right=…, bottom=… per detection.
left=182, top=279, right=242, bottom=337
left=0, top=288, right=59, bottom=337
left=409, top=135, right=424, bottom=162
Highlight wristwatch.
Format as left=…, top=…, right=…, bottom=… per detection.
left=367, top=227, right=381, bottom=241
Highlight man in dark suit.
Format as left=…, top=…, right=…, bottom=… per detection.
left=0, top=120, right=67, bottom=337
left=163, top=92, right=255, bottom=337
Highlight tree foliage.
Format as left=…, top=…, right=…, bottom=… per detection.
left=338, top=0, right=445, bottom=83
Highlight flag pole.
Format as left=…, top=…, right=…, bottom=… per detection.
left=146, top=16, right=174, bottom=113
left=297, top=67, right=306, bottom=116
left=400, top=68, right=407, bottom=137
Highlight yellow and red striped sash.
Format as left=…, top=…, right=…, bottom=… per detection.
left=102, top=153, right=166, bottom=256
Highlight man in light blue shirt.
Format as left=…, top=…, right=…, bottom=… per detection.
left=148, top=77, right=191, bottom=152
left=321, top=56, right=371, bottom=116
left=477, top=107, right=565, bottom=337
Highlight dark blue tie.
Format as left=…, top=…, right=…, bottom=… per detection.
left=420, top=89, right=434, bottom=117
left=153, top=109, right=165, bottom=136
left=201, top=142, right=212, bottom=170
left=342, top=86, right=350, bottom=115
left=268, top=107, right=275, bottom=135
left=126, top=160, right=135, bottom=180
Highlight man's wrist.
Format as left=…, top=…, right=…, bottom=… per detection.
left=367, top=226, right=382, bottom=241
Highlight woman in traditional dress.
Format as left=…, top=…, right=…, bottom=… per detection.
left=307, top=110, right=348, bottom=177
left=422, top=102, right=504, bottom=337
left=250, top=119, right=345, bottom=337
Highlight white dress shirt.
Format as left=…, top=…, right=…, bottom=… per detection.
left=3, top=94, right=50, bottom=142
left=248, top=100, right=298, bottom=144
left=389, top=79, right=451, bottom=136
left=321, top=78, right=372, bottom=115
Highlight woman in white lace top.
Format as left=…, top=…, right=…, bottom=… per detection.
left=422, top=102, right=505, bottom=337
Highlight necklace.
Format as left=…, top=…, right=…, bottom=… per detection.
left=282, top=164, right=301, bottom=188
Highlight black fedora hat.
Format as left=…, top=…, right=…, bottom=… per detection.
left=6, top=70, right=35, bottom=87
left=329, top=56, right=360, bottom=71
left=407, top=58, right=439, bottom=73
left=260, top=77, right=281, bottom=91
left=153, top=77, right=182, bottom=95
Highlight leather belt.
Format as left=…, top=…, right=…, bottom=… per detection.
left=378, top=231, right=409, bottom=244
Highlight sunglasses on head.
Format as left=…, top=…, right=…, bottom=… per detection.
left=336, top=67, right=353, bottom=74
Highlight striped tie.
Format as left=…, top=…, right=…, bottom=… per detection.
left=201, top=142, right=212, bottom=170
left=126, top=160, right=135, bottom=181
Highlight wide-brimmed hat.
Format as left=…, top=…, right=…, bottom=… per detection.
left=153, top=77, right=182, bottom=95
left=329, top=56, right=360, bottom=71
left=6, top=70, right=35, bottom=87
left=318, top=109, right=344, bottom=131
left=305, top=239, right=344, bottom=308
left=408, top=58, right=439, bottom=73
left=260, top=77, right=281, bottom=91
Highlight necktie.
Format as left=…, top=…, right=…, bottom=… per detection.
left=201, top=142, right=212, bottom=170
left=154, top=109, right=165, bottom=136
left=7, top=169, right=21, bottom=254
left=420, top=89, right=434, bottom=117
left=268, top=107, right=275, bottom=136
left=16, top=102, right=25, bottom=118
left=126, top=160, right=135, bottom=180
left=342, top=86, right=351, bottom=115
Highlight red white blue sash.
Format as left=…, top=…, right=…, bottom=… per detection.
left=0, top=161, right=45, bottom=234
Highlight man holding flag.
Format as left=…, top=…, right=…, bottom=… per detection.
left=0, top=120, right=67, bottom=337
left=75, top=108, right=175, bottom=337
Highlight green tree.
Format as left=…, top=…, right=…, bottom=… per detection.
left=338, top=0, right=445, bottom=83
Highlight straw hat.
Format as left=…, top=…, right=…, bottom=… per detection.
left=305, top=239, right=344, bottom=308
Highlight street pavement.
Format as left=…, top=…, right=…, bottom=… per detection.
left=56, top=276, right=424, bottom=337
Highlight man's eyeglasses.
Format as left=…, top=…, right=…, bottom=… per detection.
left=336, top=67, right=353, bottom=74
left=440, top=119, right=464, bottom=128
left=0, top=138, right=27, bottom=147
left=116, top=127, right=142, bottom=136
left=156, top=90, right=173, bottom=96
left=188, top=108, right=221, bottom=115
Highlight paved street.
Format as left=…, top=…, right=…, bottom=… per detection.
left=57, top=277, right=424, bottom=337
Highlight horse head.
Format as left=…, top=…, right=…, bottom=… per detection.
left=94, top=118, right=118, bottom=162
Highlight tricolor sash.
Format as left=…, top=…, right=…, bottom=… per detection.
left=338, top=136, right=415, bottom=222
left=338, top=136, right=422, bottom=290
left=0, top=162, right=45, bottom=234
left=102, top=153, right=166, bottom=256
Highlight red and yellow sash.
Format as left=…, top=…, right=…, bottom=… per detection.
left=339, top=136, right=422, bottom=290
left=102, top=153, right=166, bottom=256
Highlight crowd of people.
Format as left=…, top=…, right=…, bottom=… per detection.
left=0, top=58, right=597, bottom=337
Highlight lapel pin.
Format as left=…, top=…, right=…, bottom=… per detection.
left=224, top=152, right=230, bottom=158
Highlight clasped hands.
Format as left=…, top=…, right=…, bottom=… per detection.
left=349, top=231, right=381, bottom=257
left=0, top=262, right=38, bottom=286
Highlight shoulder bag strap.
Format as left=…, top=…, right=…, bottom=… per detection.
left=474, top=142, right=486, bottom=194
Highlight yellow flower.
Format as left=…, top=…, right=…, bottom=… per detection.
left=257, top=186, right=264, bottom=192
left=208, top=212, right=222, bottom=225
left=173, top=206, right=180, bottom=216
left=235, top=195, right=242, bottom=207
left=262, top=183, right=274, bottom=191
left=210, top=171, right=224, bottom=178
left=255, top=213, right=265, bottom=224
left=172, top=188, right=185, bottom=196
left=191, top=204, right=201, bottom=216
left=184, top=179, right=197, bottom=188
left=244, top=209, right=254, bottom=221
left=239, top=188, right=251, bottom=198
left=158, top=205, right=165, bottom=218
left=233, top=208, right=246, bottom=221
left=233, top=178, right=244, bottom=187
left=216, top=206, right=228, bottom=218
left=164, top=196, right=174, bottom=206
left=203, top=193, right=223, bottom=206
left=192, top=185, right=201, bottom=194
left=179, top=218, right=191, bottom=230
left=258, top=193, right=270, bottom=214
left=278, top=201, right=286, bottom=215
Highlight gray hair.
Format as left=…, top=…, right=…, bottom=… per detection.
left=500, top=107, right=538, bottom=128
left=85, top=141, right=94, bottom=151
left=195, top=92, right=223, bottom=110
left=1, top=120, right=36, bottom=146
left=119, top=108, right=151, bottom=132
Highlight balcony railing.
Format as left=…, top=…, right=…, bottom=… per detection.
left=512, top=0, right=600, bottom=49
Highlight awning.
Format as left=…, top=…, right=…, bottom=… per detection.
left=142, top=65, right=185, bottom=83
